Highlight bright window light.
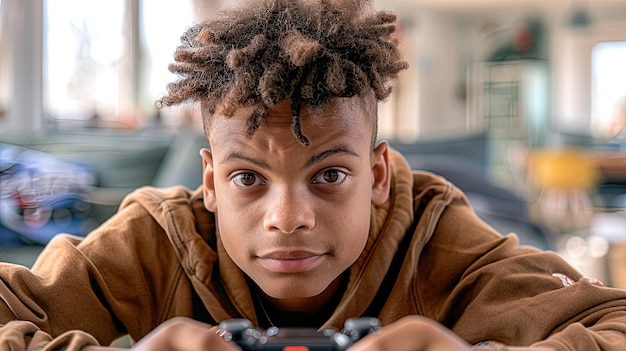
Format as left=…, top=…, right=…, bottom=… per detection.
left=591, top=41, right=626, bottom=138
left=44, top=0, right=126, bottom=122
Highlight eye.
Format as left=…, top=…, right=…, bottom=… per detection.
left=313, top=169, right=347, bottom=185
left=233, top=172, right=264, bottom=187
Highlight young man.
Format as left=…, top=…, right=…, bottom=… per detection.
left=1, top=0, right=626, bottom=350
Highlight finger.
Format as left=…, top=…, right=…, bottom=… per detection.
left=348, top=315, right=470, bottom=351
left=348, top=316, right=426, bottom=351
left=133, top=317, right=240, bottom=351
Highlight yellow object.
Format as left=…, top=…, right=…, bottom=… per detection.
left=528, top=148, right=599, bottom=190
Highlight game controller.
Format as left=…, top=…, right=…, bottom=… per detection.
left=218, top=316, right=381, bottom=351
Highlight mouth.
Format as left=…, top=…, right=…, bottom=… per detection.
left=256, top=250, right=327, bottom=273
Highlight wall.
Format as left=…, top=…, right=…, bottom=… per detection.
left=551, top=17, right=626, bottom=135
left=377, top=1, right=626, bottom=142
left=381, top=9, right=475, bottom=142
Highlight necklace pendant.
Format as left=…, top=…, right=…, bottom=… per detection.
left=267, top=326, right=279, bottom=336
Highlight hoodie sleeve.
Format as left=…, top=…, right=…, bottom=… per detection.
left=0, top=232, right=130, bottom=350
left=0, top=196, right=192, bottom=350
left=418, top=191, right=626, bottom=350
left=0, top=321, right=98, bottom=351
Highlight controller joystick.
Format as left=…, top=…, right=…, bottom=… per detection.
left=218, top=316, right=381, bottom=351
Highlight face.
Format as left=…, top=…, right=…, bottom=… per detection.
left=200, top=96, right=390, bottom=301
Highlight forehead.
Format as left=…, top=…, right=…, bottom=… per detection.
left=205, top=96, right=376, bottom=146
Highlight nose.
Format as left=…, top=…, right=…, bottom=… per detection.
left=263, top=185, right=315, bottom=234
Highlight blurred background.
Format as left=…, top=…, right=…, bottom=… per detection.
left=1, top=0, right=626, bottom=288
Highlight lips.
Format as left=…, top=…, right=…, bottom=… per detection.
left=256, top=250, right=327, bottom=273
left=260, top=250, right=324, bottom=260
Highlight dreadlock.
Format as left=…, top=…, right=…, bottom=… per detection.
left=157, top=0, right=408, bottom=145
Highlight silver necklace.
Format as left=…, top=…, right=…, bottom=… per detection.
left=255, top=291, right=280, bottom=335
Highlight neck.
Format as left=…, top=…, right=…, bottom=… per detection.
left=250, top=273, right=347, bottom=327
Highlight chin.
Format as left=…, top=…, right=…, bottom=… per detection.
left=261, top=283, right=328, bottom=299
left=258, top=277, right=331, bottom=299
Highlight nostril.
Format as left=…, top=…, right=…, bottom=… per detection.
left=263, top=188, right=316, bottom=233
left=263, top=207, right=315, bottom=234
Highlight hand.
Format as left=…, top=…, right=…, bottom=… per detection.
left=347, top=315, right=553, bottom=351
left=83, top=317, right=239, bottom=351
left=347, top=315, right=471, bottom=351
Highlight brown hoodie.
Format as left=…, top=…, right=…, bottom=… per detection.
left=1, top=150, right=626, bottom=350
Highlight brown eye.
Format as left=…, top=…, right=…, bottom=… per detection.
left=240, top=173, right=255, bottom=185
left=323, top=170, right=339, bottom=183
left=234, top=172, right=261, bottom=187
left=313, top=169, right=347, bottom=185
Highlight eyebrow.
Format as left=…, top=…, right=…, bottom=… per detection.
left=219, top=145, right=360, bottom=170
left=220, top=152, right=270, bottom=169
left=304, top=145, right=359, bottom=168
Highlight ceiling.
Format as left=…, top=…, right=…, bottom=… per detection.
left=376, top=0, right=626, bottom=13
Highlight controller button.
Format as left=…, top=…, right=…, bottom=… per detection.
left=321, top=328, right=338, bottom=337
left=333, top=333, right=351, bottom=347
left=284, top=347, right=309, bottom=351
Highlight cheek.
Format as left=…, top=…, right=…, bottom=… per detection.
left=330, top=192, right=372, bottom=261
left=212, top=188, right=256, bottom=263
left=217, top=213, right=256, bottom=273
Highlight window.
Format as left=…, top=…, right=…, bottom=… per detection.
left=591, top=41, right=626, bottom=138
left=43, top=0, right=195, bottom=129
left=44, top=0, right=126, bottom=125
left=139, top=0, right=194, bottom=126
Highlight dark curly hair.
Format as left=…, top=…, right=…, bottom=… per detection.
left=158, top=0, right=408, bottom=145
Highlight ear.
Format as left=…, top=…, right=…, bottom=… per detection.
left=200, top=148, right=217, bottom=212
left=371, top=140, right=390, bottom=205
